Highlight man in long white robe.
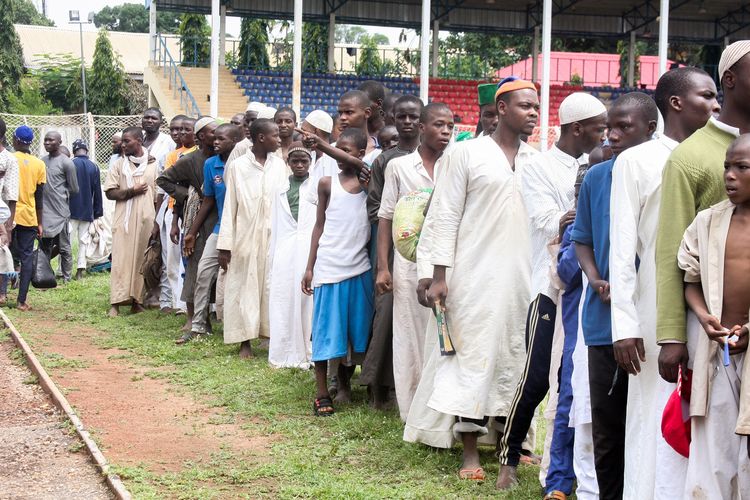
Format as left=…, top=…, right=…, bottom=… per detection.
left=217, top=120, right=286, bottom=357
left=609, top=67, right=719, bottom=499
left=376, top=103, right=452, bottom=420
left=268, top=150, right=317, bottom=369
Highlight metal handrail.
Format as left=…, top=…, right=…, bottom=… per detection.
left=154, top=34, right=201, bottom=117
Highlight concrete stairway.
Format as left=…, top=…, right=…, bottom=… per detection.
left=144, top=64, right=249, bottom=119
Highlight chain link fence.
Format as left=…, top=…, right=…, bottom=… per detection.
left=0, top=113, right=169, bottom=168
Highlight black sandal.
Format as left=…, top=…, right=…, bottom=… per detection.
left=313, top=397, right=335, bottom=416
left=175, top=332, right=202, bottom=345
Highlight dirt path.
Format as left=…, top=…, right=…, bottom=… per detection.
left=0, top=339, right=112, bottom=500
left=10, top=317, right=272, bottom=481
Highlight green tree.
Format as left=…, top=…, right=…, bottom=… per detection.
left=32, top=54, right=84, bottom=112
left=302, top=22, right=329, bottom=73
left=238, top=18, right=270, bottom=69
left=6, top=78, right=59, bottom=114
left=335, top=25, right=366, bottom=44
left=10, top=0, right=54, bottom=26
left=356, top=36, right=385, bottom=76
left=0, top=4, right=25, bottom=111
left=88, top=29, right=129, bottom=115
left=93, top=3, right=181, bottom=33
left=617, top=39, right=649, bottom=87
left=179, top=13, right=210, bottom=66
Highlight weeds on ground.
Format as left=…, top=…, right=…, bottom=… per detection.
left=7, top=274, right=550, bottom=499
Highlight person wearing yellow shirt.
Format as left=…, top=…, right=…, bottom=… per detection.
left=0, top=126, right=46, bottom=311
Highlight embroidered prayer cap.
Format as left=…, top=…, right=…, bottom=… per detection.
left=494, top=76, right=537, bottom=100
left=304, top=109, right=333, bottom=134
left=718, top=40, right=750, bottom=80
left=258, top=107, right=277, bottom=120
left=477, top=83, right=497, bottom=106
left=72, top=139, right=88, bottom=152
left=558, top=92, right=607, bottom=125
left=287, top=141, right=313, bottom=160
left=246, top=101, right=265, bottom=112
left=194, top=116, right=217, bottom=135
left=13, top=125, right=34, bottom=144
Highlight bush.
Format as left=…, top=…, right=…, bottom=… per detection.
left=5, top=78, right=60, bottom=115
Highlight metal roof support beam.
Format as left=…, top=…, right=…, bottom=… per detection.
left=715, top=4, right=750, bottom=40
left=622, top=0, right=690, bottom=34
left=527, top=0, right=585, bottom=28
left=433, top=0, right=466, bottom=21
left=324, top=0, right=350, bottom=15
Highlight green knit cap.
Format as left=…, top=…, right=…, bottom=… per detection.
left=477, top=83, right=497, bottom=106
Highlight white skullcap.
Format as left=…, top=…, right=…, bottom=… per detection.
left=258, top=106, right=277, bottom=120
left=718, top=40, right=750, bottom=79
left=304, top=109, right=333, bottom=134
left=246, top=101, right=265, bottom=112
left=112, top=132, right=122, bottom=139
left=558, top=92, right=607, bottom=125
left=194, top=116, right=216, bottom=135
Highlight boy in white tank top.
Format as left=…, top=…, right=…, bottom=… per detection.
left=302, top=128, right=374, bottom=416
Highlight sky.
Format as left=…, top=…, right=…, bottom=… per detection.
left=36, top=0, right=419, bottom=47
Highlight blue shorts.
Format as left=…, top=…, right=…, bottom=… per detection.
left=311, top=270, right=374, bottom=362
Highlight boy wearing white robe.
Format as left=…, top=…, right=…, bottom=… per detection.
left=423, top=79, right=540, bottom=481
left=677, top=134, right=750, bottom=499
left=609, top=68, right=719, bottom=500
left=375, top=103, right=454, bottom=421
left=217, top=119, right=286, bottom=359
left=269, top=145, right=317, bottom=369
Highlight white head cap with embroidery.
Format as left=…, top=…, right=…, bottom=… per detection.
left=246, top=101, right=265, bottom=112
left=258, top=106, right=277, bottom=120
left=304, top=109, right=333, bottom=134
left=558, top=92, right=607, bottom=126
left=718, top=40, right=750, bottom=80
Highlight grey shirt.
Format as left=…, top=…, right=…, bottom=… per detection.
left=41, top=154, right=79, bottom=237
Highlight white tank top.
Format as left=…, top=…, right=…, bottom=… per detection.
left=313, top=173, right=371, bottom=286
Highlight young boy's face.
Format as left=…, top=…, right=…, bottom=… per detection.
left=170, top=119, right=183, bottom=144
left=337, top=97, right=370, bottom=131
left=378, top=127, right=399, bottom=151
left=420, top=109, right=454, bottom=152
left=335, top=136, right=365, bottom=171
left=180, top=122, right=195, bottom=145
left=724, top=138, right=750, bottom=205
left=288, top=151, right=311, bottom=179
left=259, top=124, right=282, bottom=152
left=606, top=105, right=654, bottom=155
left=394, top=102, right=421, bottom=140
left=479, top=103, right=499, bottom=136
left=275, top=111, right=295, bottom=140
left=213, top=128, right=236, bottom=156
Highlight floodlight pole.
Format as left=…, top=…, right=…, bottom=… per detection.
left=419, top=0, right=430, bottom=104
left=540, top=0, right=552, bottom=152
left=69, top=15, right=91, bottom=116
left=658, top=0, right=669, bottom=77
left=293, top=0, right=303, bottom=118
left=210, top=0, right=220, bottom=117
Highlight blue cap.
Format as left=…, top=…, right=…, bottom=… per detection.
left=14, top=125, right=34, bottom=144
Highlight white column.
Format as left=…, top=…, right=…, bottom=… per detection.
left=540, top=0, right=552, bottom=152
left=293, top=0, right=303, bottom=118
left=532, top=25, right=540, bottom=82
left=431, top=20, right=439, bottom=78
left=210, top=0, right=220, bottom=117
left=328, top=13, right=336, bottom=73
left=219, top=4, right=227, bottom=67
left=148, top=0, right=157, bottom=63
left=419, top=0, right=431, bottom=104
left=628, top=31, right=636, bottom=87
left=658, top=0, right=669, bottom=76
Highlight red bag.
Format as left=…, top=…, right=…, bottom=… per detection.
left=661, top=367, right=692, bottom=458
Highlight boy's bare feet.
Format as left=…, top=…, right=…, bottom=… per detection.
left=333, top=364, right=353, bottom=403
left=239, top=341, right=253, bottom=359
left=108, top=305, right=119, bottom=317
left=0, top=294, right=6, bottom=306
left=75, top=269, right=85, bottom=280
left=17, top=302, right=32, bottom=312
left=130, top=302, right=145, bottom=314
left=496, top=465, right=518, bottom=490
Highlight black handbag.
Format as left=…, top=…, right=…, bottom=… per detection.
left=31, top=238, right=57, bottom=289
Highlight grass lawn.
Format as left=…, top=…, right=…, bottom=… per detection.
left=6, top=273, right=549, bottom=499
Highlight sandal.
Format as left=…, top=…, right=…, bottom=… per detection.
left=313, top=397, right=335, bottom=416
left=544, top=491, right=567, bottom=500
left=458, top=467, right=486, bottom=481
left=175, top=332, right=203, bottom=345
left=519, top=452, right=542, bottom=465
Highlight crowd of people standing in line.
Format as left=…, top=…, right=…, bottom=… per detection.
left=1, top=40, right=750, bottom=500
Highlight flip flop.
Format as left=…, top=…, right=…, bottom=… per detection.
left=175, top=332, right=204, bottom=345
left=520, top=452, right=542, bottom=465
left=458, top=467, right=486, bottom=481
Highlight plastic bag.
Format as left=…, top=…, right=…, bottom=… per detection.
left=31, top=239, right=57, bottom=289
left=392, top=188, right=432, bottom=263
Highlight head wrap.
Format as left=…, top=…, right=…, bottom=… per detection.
left=558, top=92, right=607, bottom=125
left=246, top=101, right=265, bottom=112
left=305, top=109, right=333, bottom=134
left=287, top=145, right=313, bottom=160
left=258, top=107, right=277, bottom=120
left=719, top=41, right=750, bottom=79
left=478, top=83, right=497, bottom=107
left=72, top=139, right=88, bottom=152
left=14, top=125, right=34, bottom=144
left=194, top=117, right=216, bottom=135
left=495, top=77, right=537, bottom=100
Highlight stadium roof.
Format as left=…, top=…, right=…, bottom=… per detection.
left=157, top=0, right=750, bottom=43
